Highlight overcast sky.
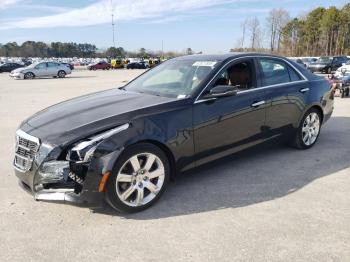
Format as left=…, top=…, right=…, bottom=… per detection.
left=0, top=0, right=348, bottom=53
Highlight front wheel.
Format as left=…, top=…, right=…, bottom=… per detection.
left=57, top=70, right=66, bottom=78
left=24, top=72, right=34, bottom=79
left=291, top=108, right=322, bottom=149
left=105, top=143, right=170, bottom=213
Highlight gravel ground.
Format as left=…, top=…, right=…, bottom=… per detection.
left=0, top=70, right=349, bottom=262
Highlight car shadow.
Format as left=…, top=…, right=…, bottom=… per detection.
left=92, top=116, right=350, bottom=219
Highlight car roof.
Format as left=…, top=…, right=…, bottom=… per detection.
left=173, top=53, right=289, bottom=63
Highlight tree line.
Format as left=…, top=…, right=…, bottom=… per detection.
left=0, top=41, right=194, bottom=59
left=0, top=41, right=98, bottom=58
left=233, top=3, right=350, bottom=57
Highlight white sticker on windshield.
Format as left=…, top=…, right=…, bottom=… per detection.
left=192, top=61, right=217, bottom=67
left=177, top=94, right=186, bottom=99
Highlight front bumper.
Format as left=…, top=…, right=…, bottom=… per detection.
left=14, top=148, right=105, bottom=206
left=9, top=72, right=24, bottom=79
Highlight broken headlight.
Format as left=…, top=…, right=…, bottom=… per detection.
left=66, top=123, right=129, bottom=163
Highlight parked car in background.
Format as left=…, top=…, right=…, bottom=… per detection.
left=60, top=62, right=74, bottom=70
left=291, top=58, right=306, bottom=67
left=0, top=62, right=24, bottom=73
left=126, top=61, right=148, bottom=69
left=301, top=58, right=317, bottom=68
left=10, top=62, right=72, bottom=79
left=329, top=69, right=350, bottom=98
left=87, top=61, right=111, bottom=70
left=13, top=53, right=334, bottom=213
left=308, top=56, right=349, bottom=74
left=334, top=60, right=350, bottom=77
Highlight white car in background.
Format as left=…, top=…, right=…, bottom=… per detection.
left=10, top=62, right=71, bottom=79
left=334, top=60, right=350, bottom=77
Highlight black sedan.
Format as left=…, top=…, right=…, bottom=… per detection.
left=126, top=61, right=148, bottom=69
left=0, top=62, right=23, bottom=73
left=13, top=53, right=334, bottom=213
left=308, top=56, right=349, bottom=74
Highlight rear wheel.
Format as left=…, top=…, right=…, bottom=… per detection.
left=105, top=143, right=170, bottom=213
left=291, top=108, right=322, bottom=149
left=24, top=72, right=34, bottom=79
left=57, top=70, right=66, bottom=78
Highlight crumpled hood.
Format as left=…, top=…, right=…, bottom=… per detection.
left=20, top=89, right=175, bottom=146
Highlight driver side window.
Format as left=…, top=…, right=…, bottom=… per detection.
left=212, top=59, right=255, bottom=91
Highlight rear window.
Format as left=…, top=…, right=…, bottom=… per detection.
left=258, top=58, right=303, bottom=86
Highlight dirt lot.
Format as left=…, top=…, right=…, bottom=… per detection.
left=0, top=70, right=349, bottom=262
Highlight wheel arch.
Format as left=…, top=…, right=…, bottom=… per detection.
left=297, top=103, right=324, bottom=128
left=135, top=139, right=177, bottom=180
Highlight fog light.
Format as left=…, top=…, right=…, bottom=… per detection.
left=38, top=161, right=70, bottom=183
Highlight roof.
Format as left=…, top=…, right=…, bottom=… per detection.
left=174, top=52, right=286, bottom=62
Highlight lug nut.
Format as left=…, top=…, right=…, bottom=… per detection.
left=138, top=182, right=143, bottom=188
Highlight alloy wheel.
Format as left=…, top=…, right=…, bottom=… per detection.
left=115, top=152, right=165, bottom=207
left=302, top=112, right=320, bottom=146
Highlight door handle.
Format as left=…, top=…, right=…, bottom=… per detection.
left=251, top=100, right=265, bottom=107
left=300, top=88, right=310, bottom=93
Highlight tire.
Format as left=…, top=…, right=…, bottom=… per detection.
left=24, top=72, right=34, bottom=79
left=290, top=108, right=322, bottom=149
left=57, top=70, right=66, bottom=78
left=105, top=143, right=170, bottom=213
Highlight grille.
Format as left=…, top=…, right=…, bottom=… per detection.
left=13, top=130, right=40, bottom=172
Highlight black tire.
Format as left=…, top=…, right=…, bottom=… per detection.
left=341, top=90, right=345, bottom=98
left=105, top=143, right=170, bottom=213
left=345, top=88, right=350, bottom=97
left=24, top=72, right=34, bottom=79
left=58, top=70, right=66, bottom=78
left=290, top=108, right=322, bottom=149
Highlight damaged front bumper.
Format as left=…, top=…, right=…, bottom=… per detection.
left=14, top=161, right=105, bottom=206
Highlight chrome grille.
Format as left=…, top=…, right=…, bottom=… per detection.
left=14, top=130, right=40, bottom=172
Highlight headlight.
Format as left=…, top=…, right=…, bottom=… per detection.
left=38, top=161, right=70, bottom=183
left=67, top=123, right=129, bottom=162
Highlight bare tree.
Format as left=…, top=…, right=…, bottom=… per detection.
left=266, top=8, right=290, bottom=52
left=247, top=17, right=261, bottom=50
left=240, top=19, right=249, bottom=48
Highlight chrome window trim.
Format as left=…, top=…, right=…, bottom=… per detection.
left=194, top=55, right=308, bottom=104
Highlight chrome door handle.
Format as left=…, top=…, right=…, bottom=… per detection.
left=251, top=100, right=265, bottom=107
left=300, top=88, right=310, bottom=93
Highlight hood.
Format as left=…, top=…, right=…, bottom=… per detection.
left=20, top=89, right=176, bottom=146
left=12, top=67, right=25, bottom=73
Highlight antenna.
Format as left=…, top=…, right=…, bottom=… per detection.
left=111, top=0, right=116, bottom=48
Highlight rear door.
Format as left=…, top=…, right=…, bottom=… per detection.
left=257, top=58, right=309, bottom=136
left=47, top=62, right=59, bottom=76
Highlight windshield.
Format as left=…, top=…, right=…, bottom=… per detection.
left=124, top=59, right=219, bottom=98
left=318, top=57, right=331, bottom=63
left=346, top=60, right=350, bottom=65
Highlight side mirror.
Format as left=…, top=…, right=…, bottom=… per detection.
left=203, top=85, right=238, bottom=99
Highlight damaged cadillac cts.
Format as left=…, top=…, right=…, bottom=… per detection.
left=14, top=53, right=334, bottom=213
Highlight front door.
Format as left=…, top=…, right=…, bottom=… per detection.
left=193, top=58, right=267, bottom=166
